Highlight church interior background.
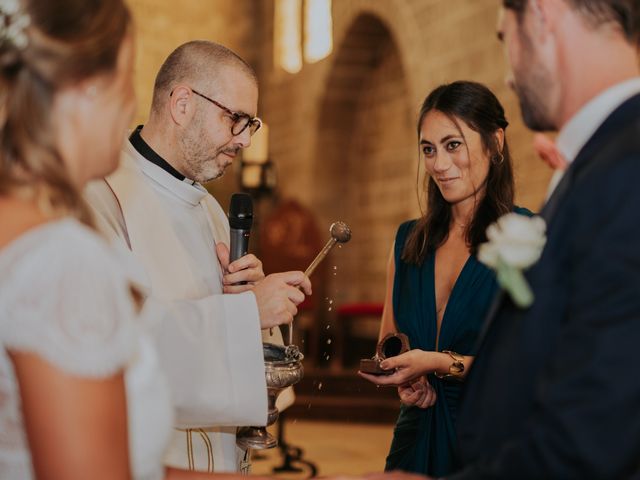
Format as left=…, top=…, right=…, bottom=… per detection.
left=127, top=0, right=553, bottom=476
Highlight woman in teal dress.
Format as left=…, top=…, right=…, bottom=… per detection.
left=359, top=81, right=531, bottom=477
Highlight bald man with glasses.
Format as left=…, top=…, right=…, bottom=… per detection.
left=85, top=40, right=311, bottom=474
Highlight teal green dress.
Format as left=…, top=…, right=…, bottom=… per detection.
left=385, top=209, right=530, bottom=477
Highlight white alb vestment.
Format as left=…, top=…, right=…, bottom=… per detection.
left=85, top=140, right=270, bottom=472
left=0, top=219, right=173, bottom=480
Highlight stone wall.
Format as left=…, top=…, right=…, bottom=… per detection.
left=128, top=0, right=261, bottom=125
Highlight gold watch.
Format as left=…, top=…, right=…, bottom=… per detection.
left=434, top=350, right=465, bottom=380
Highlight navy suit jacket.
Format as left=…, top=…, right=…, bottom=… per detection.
left=451, top=94, right=640, bottom=479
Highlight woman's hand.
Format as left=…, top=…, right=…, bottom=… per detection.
left=398, top=376, right=437, bottom=409
left=358, top=350, right=446, bottom=386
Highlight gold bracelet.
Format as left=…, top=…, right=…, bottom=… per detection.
left=434, top=350, right=465, bottom=380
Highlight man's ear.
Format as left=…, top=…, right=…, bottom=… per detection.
left=530, top=0, right=565, bottom=43
left=528, top=0, right=552, bottom=41
left=168, top=85, right=193, bottom=126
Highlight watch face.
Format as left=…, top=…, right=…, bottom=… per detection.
left=450, top=361, right=464, bottom=374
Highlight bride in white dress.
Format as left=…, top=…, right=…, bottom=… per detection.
left=0, top=1, right=259, bottom=479
left=0, top=1, right=174, bottom=478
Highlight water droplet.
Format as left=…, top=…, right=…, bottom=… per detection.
left=293, top=419, right=298, bottom=424
left=328, top=300, right=333, bottom=305
left=326, top=325, right=331, bottom=330
left=338, top=244, right=343, bottom=249
left=325, top=354, right=331, bottom=360
left=318, top=382, right=323, bottom=390
left=326, top=339, right=332, bottom=344
left=333, top=266, right=338, bottom=270
left=328, top=307, right=332, bottom=311
left=307, top=403, right=312, bottom=409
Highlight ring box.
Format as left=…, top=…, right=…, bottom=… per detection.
left=359, top=332, right=410, bottom=375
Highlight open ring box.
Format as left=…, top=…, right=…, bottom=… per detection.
left=359, top=332, right=410, bottom=375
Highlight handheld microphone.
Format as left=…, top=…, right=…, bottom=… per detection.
left=228, top=192, right=253, bottom=263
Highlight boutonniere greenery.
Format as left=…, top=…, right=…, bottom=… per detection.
left=478, top=213, right=547, bottom=308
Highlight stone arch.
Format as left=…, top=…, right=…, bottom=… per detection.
left=313, top=12, right=417, bottom=306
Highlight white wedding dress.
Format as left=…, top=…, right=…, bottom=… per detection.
left=0, top=219, right=173, bottom=479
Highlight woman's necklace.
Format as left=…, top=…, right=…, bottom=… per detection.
left=453, top=219, right=468, bottom=229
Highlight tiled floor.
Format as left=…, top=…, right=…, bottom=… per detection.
left=251, top=420, right=394, bottom=478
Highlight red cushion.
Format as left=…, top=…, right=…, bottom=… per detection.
left=297, top=297, right=315, bottom=311
left=336, top=302, right=384, bottom=317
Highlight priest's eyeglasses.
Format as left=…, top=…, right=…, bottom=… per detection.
left=192, top=88, right=262, bottom=136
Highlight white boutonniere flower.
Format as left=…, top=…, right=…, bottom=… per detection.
left=478, top=213, right=547, bottom=308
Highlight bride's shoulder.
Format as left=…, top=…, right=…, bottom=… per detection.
left=1, top=218, right=118, bottom=274
left=35, top=217, right=113, bottom=256
left=0, top=218, right=138, bottom=377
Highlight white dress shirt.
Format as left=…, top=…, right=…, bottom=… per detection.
left=545, top=77, right=640, bottom=199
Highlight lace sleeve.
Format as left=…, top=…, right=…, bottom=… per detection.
left=0, top=224, right=138, bottom=378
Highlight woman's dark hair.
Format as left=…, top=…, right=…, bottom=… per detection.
left=402, top=81, right=515, bottom=264
left=0, top=0, right=132, bottom=224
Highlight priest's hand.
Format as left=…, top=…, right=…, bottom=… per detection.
left=216, top=242, right=265, bottom=293
left=253, top=271, right=312, bottom=328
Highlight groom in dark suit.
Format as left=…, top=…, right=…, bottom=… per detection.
left=448, top=0, right=640, bottom=478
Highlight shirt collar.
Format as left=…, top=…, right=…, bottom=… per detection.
left=126, top=129, right=208, bottom=206
left=557, top=77, right=640, bottom=164
left=129, top=125, right=193, bottom=182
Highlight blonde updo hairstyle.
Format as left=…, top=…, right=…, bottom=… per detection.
left=0, top=0, right=132, bottom=224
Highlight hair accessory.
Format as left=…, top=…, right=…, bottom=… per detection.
left=0, top=0, right=30, bottom=50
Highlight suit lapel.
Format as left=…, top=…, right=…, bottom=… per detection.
left=539, top=169, right=572, bottom=224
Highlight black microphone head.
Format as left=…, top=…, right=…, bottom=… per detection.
left=229, top=193, right=253, bottom=230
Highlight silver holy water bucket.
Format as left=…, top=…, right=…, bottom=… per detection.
left=236, top=343, right=304, bottom=450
